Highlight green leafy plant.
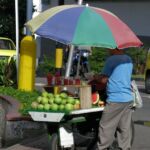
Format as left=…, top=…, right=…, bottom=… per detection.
left=0, top=58, right=7, bottom=85
left=0, top=86, right=40, bottom=115
left=0, top=57, right=17, bottom=87
left=37, top=55, right=55, bottom=76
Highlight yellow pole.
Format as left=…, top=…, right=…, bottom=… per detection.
left=18, top=36, right=36, bottom=91
left=55, top=48, right=63, bottom=68
left=54, top=48, right=63, bottom=94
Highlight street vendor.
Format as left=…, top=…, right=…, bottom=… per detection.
left=93, top=48, right=133, bottom=150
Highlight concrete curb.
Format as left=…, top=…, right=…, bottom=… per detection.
left=0, top=95, right=22, bottom=121
left=0, top=95, right=47, bottom=148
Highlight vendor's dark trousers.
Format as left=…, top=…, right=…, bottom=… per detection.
left=97, top=101, right=133, bottom=150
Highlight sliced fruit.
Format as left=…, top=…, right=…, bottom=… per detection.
left=92, top=92, right=100, bottom=105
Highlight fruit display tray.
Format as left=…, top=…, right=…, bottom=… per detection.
left=29, top=107, right=104, bottom=123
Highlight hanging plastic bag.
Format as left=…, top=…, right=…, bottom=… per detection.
left=131, top=80, right=143, bottom=108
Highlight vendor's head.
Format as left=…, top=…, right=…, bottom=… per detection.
left=108, top=48, right=124, bottom=55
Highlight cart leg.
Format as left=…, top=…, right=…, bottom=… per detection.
left=59, top=126, right=74, bottom=150
left=47, top=122, right=74, bottom=150
left=49, top=133, right=60, bottom=150
left=49, top=133, right=74, bottom=150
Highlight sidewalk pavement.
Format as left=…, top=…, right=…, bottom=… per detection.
left=1, top=134, right=49, bottom=150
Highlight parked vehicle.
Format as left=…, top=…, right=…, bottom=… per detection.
left=145, top=48, right=150, bottom=93
left=0, top=37, right=16, bottom=61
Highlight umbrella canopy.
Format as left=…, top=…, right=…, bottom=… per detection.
left=26, top=4, right=143, bottom=49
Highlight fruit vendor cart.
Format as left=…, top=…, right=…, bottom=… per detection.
left=28, top=84, right=105, bottom=150
left=28, top=84, right=134, bottom=150
left=29, top=100, right=105, bottom=150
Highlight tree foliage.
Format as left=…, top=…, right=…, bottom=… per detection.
left=126, top=47, right=147, bottom=74
left=88, top=47, right=109, bottom=73
left=0, top=0, right=26, bottom=42
left=88, top=47, right=147, bottom=74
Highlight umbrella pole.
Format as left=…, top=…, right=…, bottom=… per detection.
left=65, top=45, right=74, bottom=78
left=64, top=1, right=83, bottom=78
left=76, top=51, right=81, bottom=78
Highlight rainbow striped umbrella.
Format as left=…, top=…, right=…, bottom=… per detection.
left=26, top=5, right=143, bottom=49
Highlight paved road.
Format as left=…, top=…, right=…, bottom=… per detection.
left=2, top=80, right=150, bottom=150
left=132, top=81, right=150, bottom=150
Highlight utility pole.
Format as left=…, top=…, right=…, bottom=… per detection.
left=15, top=0, right=19, bottom=80
left=26, top=0, right=33, bottom=35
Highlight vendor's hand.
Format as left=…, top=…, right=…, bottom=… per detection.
left=89, top=74, right=108, bottom=91
left=101, top=75, right=108, bottom=84
left=93, top=74, right=108, bottom=84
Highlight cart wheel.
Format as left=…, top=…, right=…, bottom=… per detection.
left=49, top=133, right=60, bottom=150
left=0, top=103, right=6, bottom=148
left=110, top=119, right=134, bottom=150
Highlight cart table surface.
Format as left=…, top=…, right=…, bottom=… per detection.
left=29, top=107, right=104, bottom=123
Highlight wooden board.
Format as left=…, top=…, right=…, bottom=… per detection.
left=79, top=85, right=92, bottom=109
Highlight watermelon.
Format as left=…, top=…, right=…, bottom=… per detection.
left=92, top=92, right=100, bottom=104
